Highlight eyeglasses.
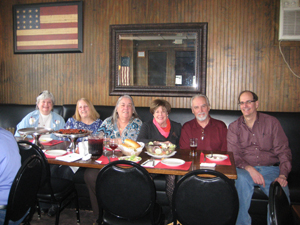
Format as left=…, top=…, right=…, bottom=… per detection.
left=238, top=100, right=256, bottom=106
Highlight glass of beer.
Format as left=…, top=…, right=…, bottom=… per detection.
left=189, top=138, right=198, bottom=156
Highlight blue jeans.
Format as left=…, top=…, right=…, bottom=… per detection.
left=235, top=166, right=290, bottom=225
left=0, top=208, right=29, bottom=225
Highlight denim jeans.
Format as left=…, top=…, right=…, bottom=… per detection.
left=235, top=166, right=290, bottom=225
left=0, top=209, right=28, bottom=225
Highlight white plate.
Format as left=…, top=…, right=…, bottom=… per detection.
left=44, top=150, right=67, bottom=157
left=145, top=151, right=176, bottom=159
left=39, top=138, right=53, bottom=143
left=205, top=154, right=228, bottom=161
left=118, top=156, right=142, bottom=163
left=161, top=158, right=185, bottom=167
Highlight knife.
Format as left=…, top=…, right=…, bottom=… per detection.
left=141, top=159, right=150, bottom=166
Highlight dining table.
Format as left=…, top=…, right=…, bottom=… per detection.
left=45, top=141, right=237, bottom=179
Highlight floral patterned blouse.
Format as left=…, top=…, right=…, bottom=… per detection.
left=97, top=116, right=142, bottom=142
left=61, top=117, right=103, bottom=142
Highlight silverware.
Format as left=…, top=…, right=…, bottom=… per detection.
left=152, top=158, right=155, bottom=166
left=107, top=156, right=111, bottom=163
left=141, top=159, right=150, bottom=166
left=203, top=153, right=206, bottom=162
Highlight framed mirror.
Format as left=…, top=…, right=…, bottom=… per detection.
left=109, top=23, right=208, bottom=97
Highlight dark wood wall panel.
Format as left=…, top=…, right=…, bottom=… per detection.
left=0, top=0, right=299, bottom=112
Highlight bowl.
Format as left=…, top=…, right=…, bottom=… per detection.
left=145, top=142, right=176, bottom=156
left=119, top=142, right=145, bottom=156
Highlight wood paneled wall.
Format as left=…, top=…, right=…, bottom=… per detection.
left=0, top=0, right=299, bottom=111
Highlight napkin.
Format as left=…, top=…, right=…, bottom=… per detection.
left=82, top=154, right=92, bottom=161
left=155, top=161, right=192, bottom=170
left=200, top=162, right=216, bottom=167
left=56, top=153, right=82, bottom=162
left=96, top=155, right=118, bottom=164
left=141, top=159, right=160, bottom=167
left=78, top=141, right=89, bottom=156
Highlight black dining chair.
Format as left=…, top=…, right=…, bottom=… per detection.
left=172, top=169, right=239, bottom=225
left=269, top=181, right=294, bottom=225
left=95, top=160, right=164, bottom=225
left=4, top=155, right=43, bottom=225
left=18, top=140, right=80, bottom=225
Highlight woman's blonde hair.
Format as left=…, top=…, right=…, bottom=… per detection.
left=73, top=98, right=100, bottom=122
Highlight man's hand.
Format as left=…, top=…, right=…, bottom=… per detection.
left=275, top=175, right=288, bottom=187
left=245, top=165, right=265, bottom=187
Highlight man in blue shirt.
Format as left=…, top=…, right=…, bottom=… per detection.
left=0, top=128, right=23, bottom=224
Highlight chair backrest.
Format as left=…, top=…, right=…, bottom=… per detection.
left=172, top=169, right=239, bottom=225
left=4, top=155, right=43, bottom=225
left=269, top=181, right=293, bottom=225
left=18, top=140, right=51, bottom=187
left=95, top=160, right=156, bottom=221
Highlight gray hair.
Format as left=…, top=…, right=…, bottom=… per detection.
left=190, top=94, right=210, bottom=108
left=112, top=95, right=139, bottom=124
left=36, top=90, right=55, bottom=109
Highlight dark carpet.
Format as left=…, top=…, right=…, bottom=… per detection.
left=25, top=209, right=267, bottom=225
left=26, top=208, right=96, bottom=225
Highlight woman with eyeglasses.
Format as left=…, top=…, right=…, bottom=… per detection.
left=15, top=90, right=65, bottom=139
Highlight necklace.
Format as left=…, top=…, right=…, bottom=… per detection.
left=38, top=113, right=51, bottom=127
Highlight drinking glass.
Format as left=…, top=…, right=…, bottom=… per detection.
left=189, top=138, right=198, bottom=156
left=88, top=133, right=104, bottom=156
left=109, top=138, right=118, bottom=158
left=103, top=134, right=110, bottom=156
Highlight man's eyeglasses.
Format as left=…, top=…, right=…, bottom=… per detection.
left=238, top=100, right=256, bottom=106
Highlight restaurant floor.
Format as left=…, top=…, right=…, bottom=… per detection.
left=24, top=208, right=267, bottom=225
left=26, top=210, right=267, bottom=225
left=25, top=208, right=174, bottom=225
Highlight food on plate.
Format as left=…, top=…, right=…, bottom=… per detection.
left=146, top=142, right=176, bottom=155
left=205, top=154, right=228, bottom=161
left=118, top=155, right=142, bottom=162
left=121, top=139, right=141, bottom=149
left=56, top=129, right=88, bottom=134
left=119, top=139, right=144, bottom=156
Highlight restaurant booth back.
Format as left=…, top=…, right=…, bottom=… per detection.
left=1, top=103, right=300, bottom=218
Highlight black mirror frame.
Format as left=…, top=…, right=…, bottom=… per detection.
left=109, top=23, right=208, bottom=97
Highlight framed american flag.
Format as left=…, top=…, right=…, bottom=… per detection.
left=13, top=1, right=83, bottom=54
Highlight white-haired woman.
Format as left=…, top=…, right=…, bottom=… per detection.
left=84, top=95, right=142, bottom=220
left=97, top=95, right=142, bottom=143
left=16, top=90, right=65, bottom=139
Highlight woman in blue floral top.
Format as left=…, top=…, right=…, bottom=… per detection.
left=97, top=95, right=142, bottom=143
left=62, top=98, right=102, bottom=142
left=85, top=95, right=142, bottom=219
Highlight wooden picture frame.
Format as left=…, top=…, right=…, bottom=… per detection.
left=13, top=1, right=83, bottom=54
left=109, top=23, right=208, bottom=97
